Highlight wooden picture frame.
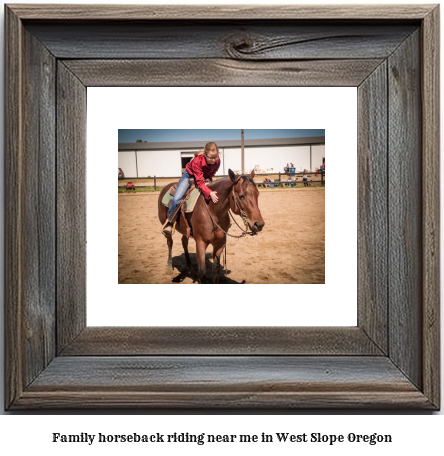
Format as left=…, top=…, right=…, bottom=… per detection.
left=5, top=4, right=440, bottom=409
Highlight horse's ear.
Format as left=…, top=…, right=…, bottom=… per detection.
left=250, top=170, right=255, bottom=179
left=228, top=169, right=236, bottom=182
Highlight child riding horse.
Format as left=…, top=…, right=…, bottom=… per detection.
left=163, top=142, right=220, bottom=234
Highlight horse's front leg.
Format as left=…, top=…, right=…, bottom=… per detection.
left=181, top=235, right=192, bottom=272
left=196, top=239, right=209, bottom=284
left=162, top=231, right=174, bottom=270
left=212, top=237, right=226, bottom=284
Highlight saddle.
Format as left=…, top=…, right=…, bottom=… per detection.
left=161, top=179, right=201, bottom=238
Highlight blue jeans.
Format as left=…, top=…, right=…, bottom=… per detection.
left=167, top=169, right=192, bottom=220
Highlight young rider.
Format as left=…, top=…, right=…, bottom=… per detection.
left=163, top=142, right=220, bottom=234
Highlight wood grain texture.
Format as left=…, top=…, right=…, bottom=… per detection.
left=357, top=62, right=388, bottom=354
left=4, top=4, right=24, bottom=410
left=56, top=62, right=87, bottom=353
left=13, top=356, right=433, bottom=409
left=388, top=31, right=422, bottom=389
left=7, top=4, right=435, bottom=20
left=421, top=6, right=440, bottom=409
left=21, top=28, right=57, bottom=388
left=28, top=357, right=419, bottom=391
left=26, top=22, right=416, bottom=60
left=63, top=59, right=384, bottom=87
left=16, top=390, right=434, bottom=410
left=61, top=327, right=383, bottom=356
left=5, top=8, right=58, bottom=409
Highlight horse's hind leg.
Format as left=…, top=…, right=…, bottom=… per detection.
left=212, top=238, right=226, bottom=284
left=182, top=235, right=192, bottom=272
left=163, top=232, right=174, bottom=270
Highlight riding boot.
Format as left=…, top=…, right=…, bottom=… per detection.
left=162, top=212, right=178, bottom=235
left=162, top=220, right=173, bottom=235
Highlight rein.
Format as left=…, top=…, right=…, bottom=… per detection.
left=203, top=199, right=253, bottom=239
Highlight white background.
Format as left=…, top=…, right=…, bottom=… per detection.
left=88, top=87, right=357, bottom=326
left=0, top=1, right=442, bottom=453
left=1, top=415, right=443, bottom=454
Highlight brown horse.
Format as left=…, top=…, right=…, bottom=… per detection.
left=158, top=169, right=265, bottom=283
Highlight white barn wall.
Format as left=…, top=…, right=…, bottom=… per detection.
left=245, top=145, right=311, bottom=173
left=221, top=148, right=242, bottom=175
left=118, top=141, right=325, bottom=178
left=312, top=144, right=325, bottom=171
left=118, top=151, right=137, bottom=178
left=216, top=148, right=226, bottom=176
left=291, top=146, right=312, bottom=172
left=137, top=149, right=182, bottom=177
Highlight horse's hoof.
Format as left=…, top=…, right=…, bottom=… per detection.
left=167, top=261, right=173, bottom=271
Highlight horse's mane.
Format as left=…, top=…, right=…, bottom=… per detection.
left=240, top=175, right=256, bottom=186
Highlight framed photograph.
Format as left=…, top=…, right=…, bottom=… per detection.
left=5, top=5, right=440, bottom=409
left=114, top=123, right=329, bottom=288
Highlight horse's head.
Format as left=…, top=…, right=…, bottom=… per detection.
left=229, top=169, right=265, bottom=233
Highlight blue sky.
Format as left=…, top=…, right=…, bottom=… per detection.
left=118, top=129, right=325, bottom=143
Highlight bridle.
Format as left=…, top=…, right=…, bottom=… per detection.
left=203, top=176, right=257, bottom=239
left=231, top=184, right=250, bottom=231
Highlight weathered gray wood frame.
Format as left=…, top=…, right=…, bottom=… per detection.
left=5, top=5, right=440, bottom=409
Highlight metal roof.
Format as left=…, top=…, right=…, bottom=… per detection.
left=118, top=136, right=325, bottom=151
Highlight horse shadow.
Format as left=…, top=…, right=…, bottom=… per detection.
left=171, top=252, right=245, bottom=284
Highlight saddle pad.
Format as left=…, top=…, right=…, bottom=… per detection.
left=162, top=187, right=201, bottom=213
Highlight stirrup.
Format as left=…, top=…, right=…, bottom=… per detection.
left=162, top=218, right=178, bottom=235
left=161, top=220, right=173, bottom=235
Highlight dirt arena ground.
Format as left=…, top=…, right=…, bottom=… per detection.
left=118, top=187, right=325, bottom=284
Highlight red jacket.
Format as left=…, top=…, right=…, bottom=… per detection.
left=186, top=154, right=220, bottom=199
